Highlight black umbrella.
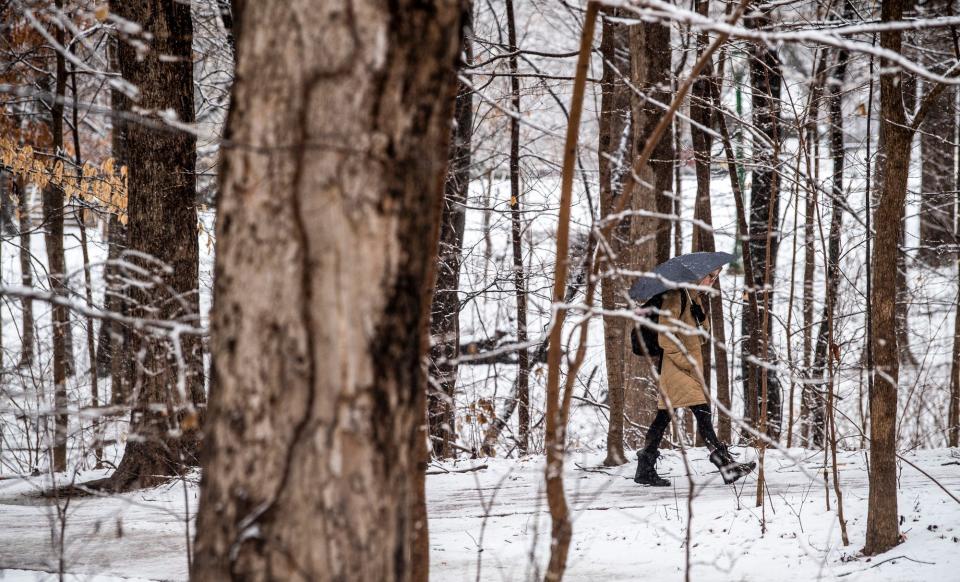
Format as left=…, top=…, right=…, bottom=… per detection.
left=628, top=251, right=736, bottom=303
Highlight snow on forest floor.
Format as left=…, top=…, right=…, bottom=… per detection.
left=0, top=447, right=957, bottom=581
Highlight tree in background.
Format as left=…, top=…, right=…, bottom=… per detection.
left=41, top=0, right=69, bottom=471
left=743, top=1, right=783, bottom=435
left=599, top=7, right=633, bottom=466
left=917, top=0, right=957, bottom=266
left=689, top=0, right=732, bottom=443
left=429, top=5, right=474, bottom=459
left=97, top=0, right=204, bottom=490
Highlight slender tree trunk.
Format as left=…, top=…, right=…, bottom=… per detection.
left=429, top=6, right=473, bottom=460
left=544, top=8, right=598, bottom=578
left=15, top=175, right=34, bottom=369
left=600, top=8, right=632, bottom=466
left=98, top=33, right=130, bottom=406
left=100, top=0, right=204, bottom=490
left=69, top=64, right=103, bottom=468
left=191, top=1, right=462, bottom=578
left=952, top=126, right=960, bottom=447
left=894, top=0, right=918, bottom=367
left=950, top=246, right=960, bottom=446
left=97, top=215, right=127, bottom=388
left=78, top=214, right=103, bottom=467
left=0, top=171, right=14, bottom=236
left=811, top=45, right=849, bottom=449
left=710, top=72, right=762, bottom=447
left=864, top=0, right=909, bottom=555
left=650, top=21, right=674, bottom=266
left=690, top=0, right=732, bottom=442
left=743, top=4, right=783, bottom=434
left=504, top=0, right=530, bottom=456
left=43, top=0, right=69, bottom=472
left=800, top=50, right=828, bottom=446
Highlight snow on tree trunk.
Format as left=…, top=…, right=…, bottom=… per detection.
left=743, top=2, right=783, bottom=435
left=599, top=8, right=632, bottom=466
left=191, top=1, right=462, bottom=579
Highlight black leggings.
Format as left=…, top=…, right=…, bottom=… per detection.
left=643, top=404, right=723, bottom=453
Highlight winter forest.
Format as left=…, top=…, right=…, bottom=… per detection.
left=0, top=0, right=959, bottom=580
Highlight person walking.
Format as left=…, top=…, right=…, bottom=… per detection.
left=633, top=266, right=756, bottom=486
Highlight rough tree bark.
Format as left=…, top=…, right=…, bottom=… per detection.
left=865, top=0, right=909, bottom=555
left=743, top=3, right=783, bottom=434
left=599, top=8, right=633, bottom=466
left=99, top=0, right=204, bottom=490
left=429, top=6, right=473, bottom=460
left=614, top=20, right=667, bottom=447
left=191, top=1, right=462, bottom=579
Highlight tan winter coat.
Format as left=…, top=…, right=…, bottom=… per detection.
left=657, top=289, right=709, bottom=409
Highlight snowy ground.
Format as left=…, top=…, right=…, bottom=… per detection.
left=0, top=447, right=957, bottom=581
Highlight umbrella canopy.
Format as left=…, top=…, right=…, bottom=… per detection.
left=628, top=251, right=736, bottom=303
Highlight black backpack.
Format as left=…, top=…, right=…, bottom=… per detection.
left=630, top=290, right=688, bottom=363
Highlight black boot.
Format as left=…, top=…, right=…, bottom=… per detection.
left=634, top=450, right=670, bottom=487
left=709, top=445, right=756, bottom=484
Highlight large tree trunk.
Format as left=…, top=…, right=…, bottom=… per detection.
left=43, top=1, right=69, bottom=472
left=864, top=0, right=908, bottom=555
left=743, top=3, right=783, bottom=435
left=191, top=1, right=462, bottom=579
left=428, top=7, right=473, bottom=460
left=618, top=21, right=665, bottom=447
left=599, top=8, right=632, bottom=466
left=100, top=0, right=204, bottom=490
